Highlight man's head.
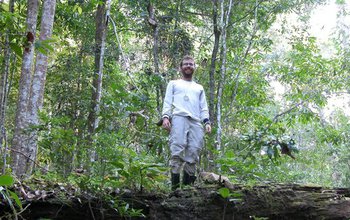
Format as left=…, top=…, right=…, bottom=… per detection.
left=180, top=55, right=196, bottom=79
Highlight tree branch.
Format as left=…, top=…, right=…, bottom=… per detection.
left=272, top=100, right=305, bottom=123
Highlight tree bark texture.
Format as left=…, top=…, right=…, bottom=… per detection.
left=26, top=0, right=57, bottom=175
left=11, top=0, right=39, bottom=177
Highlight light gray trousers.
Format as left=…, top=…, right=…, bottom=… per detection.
left=169, top=115, right=204, bottom=175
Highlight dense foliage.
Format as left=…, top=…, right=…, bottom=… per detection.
left=1, top=0, right=350, bottom=196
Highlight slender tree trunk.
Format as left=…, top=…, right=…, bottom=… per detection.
left=11, top=0, right=39, bottom=177
left=73, top=45, right=85, bottom=171
left=216, top=0, right=233, bottom=155
left=0, top=0, right=14, bottom=174
left=147, top=3, right=164, bottom=115
left=209, top=0, right=220, bottom=125
left=205, top=0, right=221, bottom=171
left=26, top=0, right=57, bottom=175
left=87, top=0, right=111, bottom=161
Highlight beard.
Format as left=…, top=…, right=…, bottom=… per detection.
left=182, top=67, right=194, bottom=78
left=183, top=72, right=193, bottom=78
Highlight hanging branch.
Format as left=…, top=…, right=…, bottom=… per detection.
left=109, top=16, right=130, bottom=69
left=268, top=100, right=306, bottom=128
left=109, top=16, right=139, bottom=91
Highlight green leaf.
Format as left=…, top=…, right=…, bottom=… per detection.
left=9, top=190, right=22, bottom=209
left=110, top=161, right=124, bottom=169
left=230, top=192, right=243, bottom=198
left=1, top=3, right=9, bottom=11
left=10, top=43, right=23, bottom=57
left=35, top=38, right=56, bottom=55
left=218, top=187, right=230, bottom=198
left=42, top=43, right=54, bottom=52
left=0, top=175, right=14, bottom=186
left=77, top=6, right=82, bottom=14
left=37, top=46, right=48, bottom=55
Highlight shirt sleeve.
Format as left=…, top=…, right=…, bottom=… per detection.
left=162, top=81, right=173, bottom=118
left=199, top=87, right=210, bottom=121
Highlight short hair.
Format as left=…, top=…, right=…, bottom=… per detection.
left=180, top=55, right=195, bottom=67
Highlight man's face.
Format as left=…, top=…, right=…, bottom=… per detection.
left=181, top=59, right=195, bottom=78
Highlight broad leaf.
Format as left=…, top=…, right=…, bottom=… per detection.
left=0, top=175, right=14, bottom=186
left=218, top=187, right=230, bottom=198
left=10, top=43, right=23, bottom=57
left=9, top=191, right=22, bottom=209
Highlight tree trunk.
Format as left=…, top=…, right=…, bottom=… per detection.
left=216, top=0, right=233, bottom=155
left=26, top=0, right=57, bottom=175
left=204, top=0, right=221, bottom=172
left=0, top=0, right=14, bottom=174
left=11, top=0, right=39, bottom=177
left=148, top=3, right=164, bottom=116
left=209, top=0, right=220, bottom=125
left=87, top=0, right=111, bottom=161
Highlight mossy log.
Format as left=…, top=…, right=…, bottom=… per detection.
left=144, top=184, right=350, bottom=220
left=1, top=183, right=350, bottom=219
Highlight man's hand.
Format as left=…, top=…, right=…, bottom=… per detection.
left=205, top=124, right=211, bottom=134
left=162, top=118, right=171, bottom=132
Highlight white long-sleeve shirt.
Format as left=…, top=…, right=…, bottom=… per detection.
left=162, top=79, right=210, bottom=122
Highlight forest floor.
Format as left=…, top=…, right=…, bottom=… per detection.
left=1, top=176, right=350, bottom=220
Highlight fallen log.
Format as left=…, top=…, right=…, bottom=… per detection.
left=1, top=181, right=350, bottom=219
left=145, top=183, right=350, bottom=220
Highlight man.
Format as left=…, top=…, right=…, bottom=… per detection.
left=162, top=55, right=211, bottom=190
